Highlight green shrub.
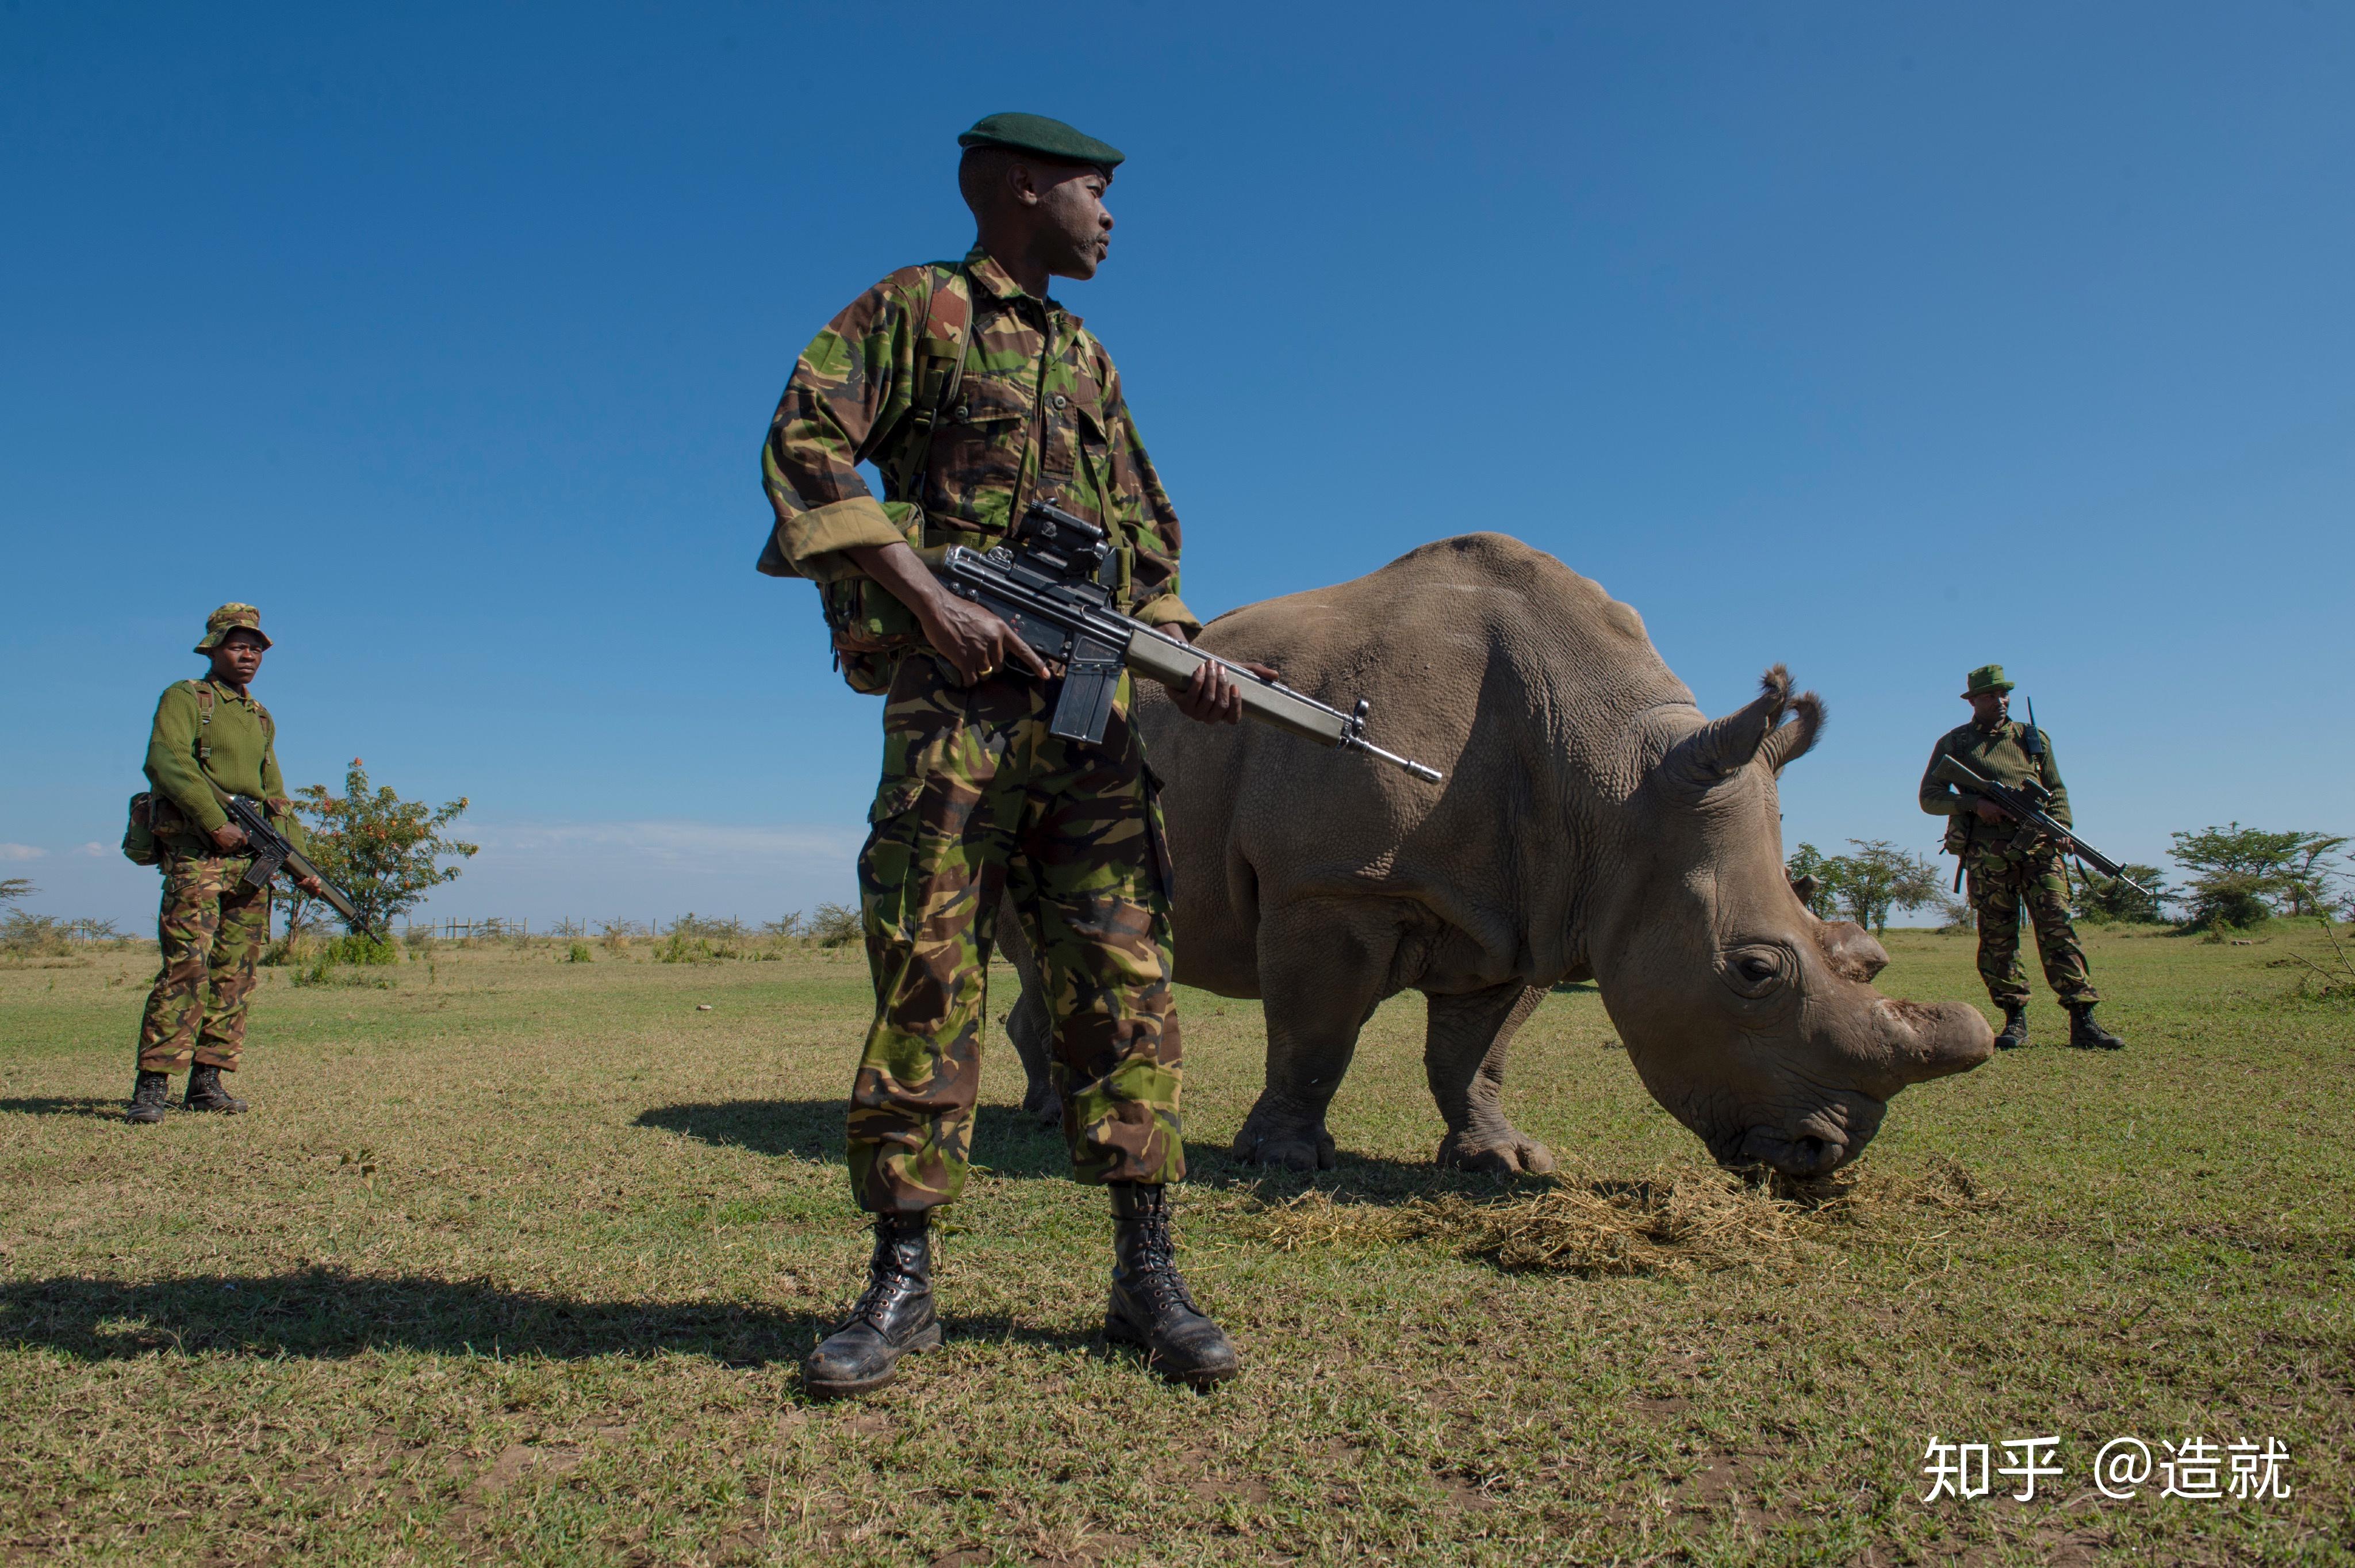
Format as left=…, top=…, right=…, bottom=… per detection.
left=566, top=941, right=592, bottom=964
left=810, top=901, right=862, bottom=948
left=325, top=934, right=400, bottom=966
left=1, top=912, right=71, bottom=957
left=2075, top=863, right=2169, bottom=925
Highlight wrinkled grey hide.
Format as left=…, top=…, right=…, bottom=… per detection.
left=996, top=534, right=1992, bottom=1176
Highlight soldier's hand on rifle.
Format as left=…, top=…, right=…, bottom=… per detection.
left=1162, top=630, right=1277, bottom=726
left=846, top=539, right=1051, bottom=687
left=922, top=595, right=1053, bottom=687
left=296, top=873, right=325, bottom=897
left=1973, top=798, right=2009, bottom=825
left=210, top=823, right=249, bottom=852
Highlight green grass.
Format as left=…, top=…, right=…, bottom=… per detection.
left=1, top=926, right=2349, bottom=1565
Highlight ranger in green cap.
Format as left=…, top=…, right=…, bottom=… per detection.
left=1919, top=664, right=2124, bottom=1051
left=757, top=114, right=1248, bottom=1397
left=124, top=604, right=323, bottom=1124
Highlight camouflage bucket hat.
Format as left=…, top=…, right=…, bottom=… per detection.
left=194, top=603, right=272, bottom=653
left=1962, top=663, right=2013, bottom=697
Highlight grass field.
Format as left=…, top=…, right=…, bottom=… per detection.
left=2, top=923, right=2350, bottom=1565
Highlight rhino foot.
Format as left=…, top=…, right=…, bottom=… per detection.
left=1232, top=1122, right=1337, bottom=1172
left=1436, top=1129, right=1557, bottom=1176
left=1020, top=1081, right=1063, bottom=1129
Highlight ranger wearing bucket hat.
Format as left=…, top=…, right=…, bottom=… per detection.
left=124, top=604, right=321, bottom=1124
left=1919, top=664, right=2123, bottom=1051
left=757, top=113, right=1247, bottom=1398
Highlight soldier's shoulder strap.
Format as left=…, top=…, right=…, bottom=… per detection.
left=183, top=680, right=215, bottom=762
left=880, top=263, right=977, bottom=505
left=179, top=680, right=273, bottom=761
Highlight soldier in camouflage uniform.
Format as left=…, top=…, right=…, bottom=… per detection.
left=1919, top=664, right=2124, bottom=1052
left=760, top=114, right=1249, bottom=1397
left=125, top=604, right=324, bottom=1124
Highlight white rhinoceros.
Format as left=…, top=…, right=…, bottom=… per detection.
left=997, top=533, right=1992, bottom=1178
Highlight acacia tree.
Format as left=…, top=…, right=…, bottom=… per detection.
left=285, top=758, right=478, bottom=937
left=2169, top=823, right=2317, bottom=929
left=1783, top=844, right=1842, bottom=920
left=1827, top=839, right=1946, bottom=935
left=2074, top=863, right=2169, bottom=925
left=2281, top=834, right=2350, bottom=919
left=1784, top=841, right=1944, bottom=933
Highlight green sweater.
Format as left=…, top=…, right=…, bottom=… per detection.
left=1918, top=717, right=2072, bottom=845
left=143, top=678, right=306, bottom=848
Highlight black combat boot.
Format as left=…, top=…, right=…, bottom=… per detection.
left=1106, top=1183, right=1238, bottom=1388
left=183, top=1064, right=248, bottom=1113
left=1993, top=1003, right=2030, bottom=1051
left=126, top=1070, right=172, bottom=1125
left=801, top=1212, right=941, bottom=1398
left=2066, top=1003, right=2124, bottom=1051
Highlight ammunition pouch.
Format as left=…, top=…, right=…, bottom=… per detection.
left=810, top=501, right=930, bottom=695
left=819, top=575, right=926, bottom=696
left=122, top=792, right=159, bottom=866
left=124, top=790, right=218, bottom=865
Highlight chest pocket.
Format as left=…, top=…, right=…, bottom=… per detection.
left=926, top=374, right=1033, bottom=526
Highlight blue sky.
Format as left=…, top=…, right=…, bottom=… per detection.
left=5, top=2, right=2350, bottom=928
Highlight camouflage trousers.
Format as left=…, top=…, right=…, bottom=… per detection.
left=1966, top=845, right=2097, bottom=1007
left=849, top=653, right=1183, bottom=1214
left=136, top=851, right=271, bottom=1072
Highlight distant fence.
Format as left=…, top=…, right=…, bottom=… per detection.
left=396, top=916, right=790, bottom=941
left=401, top=918, right=695, bottom=940
left=408, top=918, right=535, bottom=940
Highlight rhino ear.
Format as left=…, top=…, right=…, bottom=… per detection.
left=1663, top=666, right=1792, bottom=792
left=1759, top=691, right=1825, bottom=775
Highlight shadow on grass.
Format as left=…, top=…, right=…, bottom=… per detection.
left=1178, top=1144, right=1559, bottom=1206
left=0, top=1268, right=1096, bottom=1366
left=636, top=1100, right=1077, bottom=1180
left=636, top=1101, right=1486, bottom=1198
left=0, top=1096, right=125, bottom=1119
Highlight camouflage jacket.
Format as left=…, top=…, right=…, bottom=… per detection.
left=1919, top=718, right=2072, bottom=848
left=759, top=246, right=1196, bottom=632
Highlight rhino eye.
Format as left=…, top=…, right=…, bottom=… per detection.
left=1723, top=944, right=1791, bottom=998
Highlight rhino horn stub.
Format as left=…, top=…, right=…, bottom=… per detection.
left=1663, top=665, right=1794, bottom=791
left=1759, top=690, right=1825, bottom=775
left=1880, top=998, right=1997, bottom=1084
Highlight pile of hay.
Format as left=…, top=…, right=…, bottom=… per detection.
left=1238, top=1157, right=1999, bottom=1278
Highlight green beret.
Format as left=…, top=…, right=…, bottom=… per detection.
left=957, top=112, right=1124, bottom=171
left=1962, top=664, right=2014, bottom=697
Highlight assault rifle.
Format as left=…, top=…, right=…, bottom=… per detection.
left=936, top=500, right=1444, bottom=784
left=206, top=780, right=373, bottom=937
left=1931, top=754, right=2151, bottom=898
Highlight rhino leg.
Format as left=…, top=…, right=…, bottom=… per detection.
left=1232, top=900, right=1399, bottom=1172
left=1427, top=983, right=1556, bottom=1175
left=994, top=891, right=1061, bottom=1126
